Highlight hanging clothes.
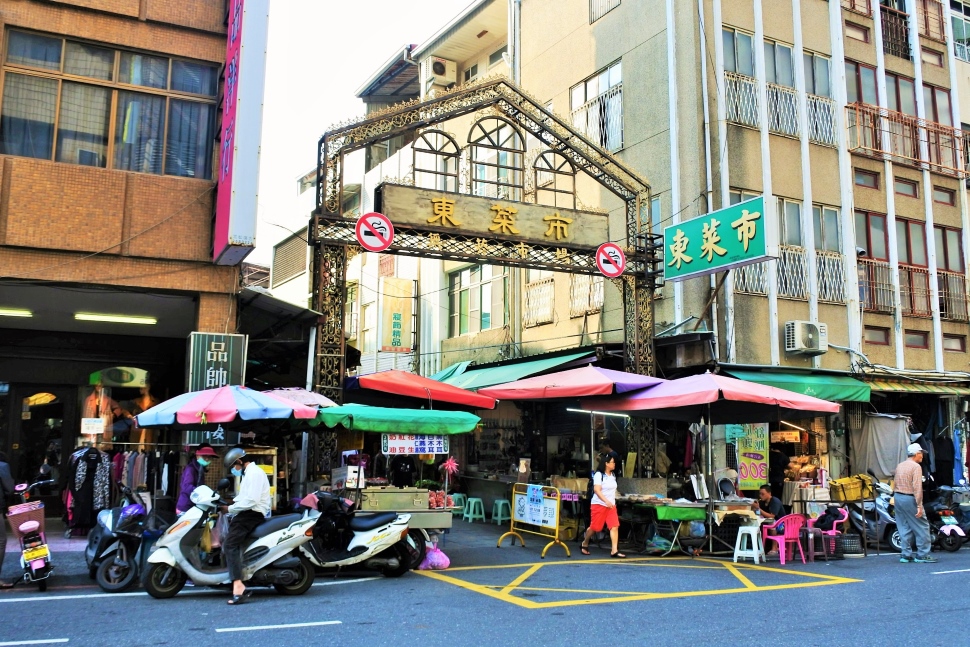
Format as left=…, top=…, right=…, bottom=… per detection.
left=67, top=447, right=111, bottom=530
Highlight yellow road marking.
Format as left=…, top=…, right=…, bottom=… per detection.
left=499, top=564, right=542, bottom=595
left=722, top=563, right=757, bottom=589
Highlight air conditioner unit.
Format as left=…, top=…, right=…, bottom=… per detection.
left=422, top=56, right=457, bottom=90
left=784, top=320, right=829, bottom=356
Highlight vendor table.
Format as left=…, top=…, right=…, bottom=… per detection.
left=622, top=502, right=708, bottom=556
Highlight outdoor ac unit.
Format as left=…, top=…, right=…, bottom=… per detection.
left=423, top=56, right=457, bottom=89
left=784, top=320, right=828, bottom=356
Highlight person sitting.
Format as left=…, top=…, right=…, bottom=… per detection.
left=753, top=484, right=786, bottom=540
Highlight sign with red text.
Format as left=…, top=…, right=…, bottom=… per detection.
left=381, top=434, right=449, bottom=455
left=737, top=422, right=769, bottom=490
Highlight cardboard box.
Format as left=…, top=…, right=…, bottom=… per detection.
left=331, top=466, right=363, bottom=490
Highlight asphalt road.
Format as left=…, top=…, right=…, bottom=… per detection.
left=2, top=527, right=969, bottom=647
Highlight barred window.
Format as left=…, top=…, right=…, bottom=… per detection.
left=272, top=229, right=308, bottom=288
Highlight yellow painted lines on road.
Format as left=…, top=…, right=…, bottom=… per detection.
left=416, top=556, right=860, bottom=609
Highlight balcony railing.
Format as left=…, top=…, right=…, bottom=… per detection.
left=881, top=6, right=911, bottom=60
left=778, top=245, right=809, bottom=300
left=858, top=258, right=894, bottom=312
left=939, top=269, right=970, bottom=321
left=918, top=0, right=946, bottom=42
left=767, top=83, right=799, bottom=138
left=842, top=0, right=871, bottom=16
left=734, top=261, right=768, bottom=295
left=900, top=264, right=932, bottom=317
left=569, top=274, right=604, bottom=317
left=726, top=72, right=760, bottom=128
left=590, top=0, right=621, bottom=23
left=808, top=94, right=838, bottom=147
left=524, top=277, right=555, bottom=327
left=958, top=40, right=970, bottom=64
left=571, top=84, right=623, bottom=152
left=846, top=103, right=966, bottom=178
left=817, top=250, right=846, bottom=303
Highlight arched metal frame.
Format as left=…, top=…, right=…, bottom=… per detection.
left=534, top=150, right=577, bottom=209
left=309, top=78, right=662, bottom=475
left=467, top=116, right=525, bottom=201
left=412, top=129, right=460, bottom=192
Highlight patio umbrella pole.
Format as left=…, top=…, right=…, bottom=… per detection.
left=708, top=403, right=714, bottom=554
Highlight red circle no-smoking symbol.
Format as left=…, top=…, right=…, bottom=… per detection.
left=596, top=242, right=626, bottom=278
left=355, top=212, right=395, bottom=253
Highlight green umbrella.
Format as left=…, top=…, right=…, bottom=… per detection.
left=314, top=404, right=479, bottom=435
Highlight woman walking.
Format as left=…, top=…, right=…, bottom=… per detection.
left=581, top=451, right=625, bottom=558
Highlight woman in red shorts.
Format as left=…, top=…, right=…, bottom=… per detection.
left=581, top=451, right=625, bottom=558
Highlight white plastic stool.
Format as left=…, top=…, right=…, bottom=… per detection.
left=733, top=525, right=764, bottom=564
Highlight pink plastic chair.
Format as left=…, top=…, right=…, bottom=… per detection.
left=807, top=507, right=848, bottom=556
left=761, top=514, right=807, bottom=565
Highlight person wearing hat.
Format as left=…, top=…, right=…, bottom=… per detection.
left=176, top=444, right=218, bottom=515
left=893, top=443, right=937, bottom=564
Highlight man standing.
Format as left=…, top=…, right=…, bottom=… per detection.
left=220, top=448, right=271, bottom=604
left=0, top=452, right=15, bottom=588
left=894, top=443, right=937, bottom=564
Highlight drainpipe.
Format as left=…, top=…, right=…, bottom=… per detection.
left=697, top=0, right=717, bottom=359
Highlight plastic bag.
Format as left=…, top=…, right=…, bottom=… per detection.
left=200, top=519, right=213, bottom=553
left=211, top=513, right=230, bottom=548
left=689, top=520, right=706, bottom=537
left=418, top=544, right=450, bottom=570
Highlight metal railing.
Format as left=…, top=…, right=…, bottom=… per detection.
left=881, top=6, right=911, bottom=60
left=590, top=0, right=621, bottom=23
left=777, top=245, right=809, bottom=300
left=571, top=84, right=623, bottom=152
left=725, top=72, right=760, bottom=128
left=767, top=83, right=799, bottom=138
left=846, top=103, right=966, bottom=178
left=817, top=250, right=846, bottom=303
left=841, top=0, right=871, bottom=16
left=900, top=264, right=932, bottom=317
left=569, top=274, right=604, bottom=317
left=918, top=0, right=946, bottom=42
left=939, top=269, right=970, bottom=321
left=807, top=94, right=838, bottom=147
left=857, top=258, right=894, bottom=313
left=524, top=277, right=555, bottom=327
left=958, top=40, right=970, bottom=63
left=734, top=261, right=768, bottom=295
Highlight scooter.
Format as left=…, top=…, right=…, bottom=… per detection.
left=923, top=485, right=965, bottom=552
left=847, top=471, right=902, bottom=552
left=141, top=484, right=323, bottom=599
left=5, top=480, right=56, bottom=591
left=299, top=491, right=413, bottom=577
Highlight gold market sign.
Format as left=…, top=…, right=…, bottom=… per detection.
left=375, top=184, right=610, bottom=250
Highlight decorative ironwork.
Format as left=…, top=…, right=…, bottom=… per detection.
left=900, top=264, right=932, bottom=317
left=413, top=129, right=460, bottom=192
left=939, top=270, right=969, bottom=321
left=726, top=72, right=759, bottom=128
left=857, top=258, right=894, bottom=313
left=816, top=250, right=846, bottom=303
left=524, top=277, right=555, bottom=327
left=469, top=117, right=525, bottom=201
left=777, top=245, right=808, bottom=300
left=807, top=94, right=838, bottom=147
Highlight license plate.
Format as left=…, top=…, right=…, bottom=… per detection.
left=942, top=515, right=958, bottom=525
left=23, top=546, right=49, bottom=562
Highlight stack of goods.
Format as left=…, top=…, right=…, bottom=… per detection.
left=428, top=491, right=453, bottom=509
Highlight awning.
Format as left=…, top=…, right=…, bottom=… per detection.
left=866, top=379, right=970, bottom=396
left=315, top=404, right=479, bottom=435
left=724, top=370, right=870, bottom=403
left=346, top=369, right=496, bottom=409
left=438, top=351, right=595, bottom=391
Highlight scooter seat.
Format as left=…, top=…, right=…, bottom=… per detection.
left=18, top=520, right=40, bottom=534
left=349, top=512, right=398, bottom=531
left=248, top=514, right=303, bottom=539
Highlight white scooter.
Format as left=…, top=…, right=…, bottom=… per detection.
left=298, top=491, right=412, bottom=577
left=142, top=485, right=321, bottom=599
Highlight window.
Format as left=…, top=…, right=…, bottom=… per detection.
left=933, top=186, right=955, bottom=205
left=954, top=7, right=970, bottom=62
left=488, top=45, right=507, bottom=68
left=345, top=284, right=359, bottom=340
left=845, top=61, right=878, bottom=105
left=934, top=225, right=964, bottom=272
left=729, top=189, right=760, bottom=205
left=463, top=63, right=478, bottom=84
left=904, top=330, right=929, bottom=348
left=921, top=48, right=944, bottom=67
left=413, top=129, right=460, bottom=192
left=854, top=168, right=879, bottom=188
left=812, top=205, right=841, bottom=252
left=469, top=117, right=524, bottom=200
left=896, top=218, right=927, bottom=266
left=845, top=22, right=870, bottom=43
left=864, top=326, right=891, bottom=345
left=777, top=197, right=802, bottom=247
left=0, top=30, right=217, bottom=178
left=855, top=210, right=889, bottom=260
left=923, top=85, right=953, bottom=125
left=763, top=39, right=794, bottom=87
left=534, top=151, right=577, bottom=209
left=803, top=52, right=831, bottom=97
left=885, top=72, right=917, bottom=115
left=723, top=28, right=754, bottom=77
left=894, top=177, right=918, bottom=198
left=943, top=334, right=967, bottom=352
left=362, top=303, right=376, bottom=352
left=569, top=60, right=622, bottom=152
left=448, top=265, right=508, bottom=337
left=271, top=228, right=308, bottom=288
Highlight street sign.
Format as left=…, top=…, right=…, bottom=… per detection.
left=663, top=195, right=777, bottom=282
left=355, top=212, right=394, bottom=252
left=595, top=242, right=626, bottom=278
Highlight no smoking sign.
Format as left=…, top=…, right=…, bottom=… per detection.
left=355, top=212, right=395, bottom=252
left=595, top=242, right=626, bottom=278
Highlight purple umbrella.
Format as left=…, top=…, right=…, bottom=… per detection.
left=478, top=365, right=664, bottom=399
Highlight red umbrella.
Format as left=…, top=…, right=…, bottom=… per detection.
left=349, top=370, right=497, bottom=409
left=582, top=372, right=840, bottom=423
left=478, top=365, right=664, bottom=399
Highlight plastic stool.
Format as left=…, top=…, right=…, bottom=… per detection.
left=463, top=497, right=486, bottom=523
left=492, top=500, right=511, bottom=525
left=734, top=525, right=764, bottom=563
left=800, top=527, right=830, bottom=563
left=450, top=493, right=467, bottom=516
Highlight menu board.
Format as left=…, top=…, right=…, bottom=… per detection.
left=737, top=423, right=769, bottom=489
left=381, top=434, right=450, bottom=455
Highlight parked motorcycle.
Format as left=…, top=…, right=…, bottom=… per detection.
left=5, top=480, right=56, bottom=591
left=847, top=471, right=902, bottom=552
left=299, top=491, right=412, bottom=577
left=141, top=484, right=322, bottom=599
left=923, top=485, right=965, bottom=552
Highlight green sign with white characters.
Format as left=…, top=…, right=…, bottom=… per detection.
left=662, top=196, right=777, bottom=282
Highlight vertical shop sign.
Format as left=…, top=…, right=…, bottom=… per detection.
left=186, top=332, right=248, bottom=391
left=737, top=422, right=769, bottom=490
left=381, top=277, right=413, bottom=352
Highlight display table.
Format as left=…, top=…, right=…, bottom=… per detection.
left=461, top=475, right=516, bottom=519
left=623, top=502, right=708, bottom=556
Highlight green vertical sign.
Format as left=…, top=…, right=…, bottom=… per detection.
left=663, top=195, right=775, bottom=282
left=186, top=332, right=248, bottom=391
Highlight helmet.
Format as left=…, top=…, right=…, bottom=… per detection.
left=217, top=477, right=233, bottom=493
left=223, top=447, right=247, bottom=470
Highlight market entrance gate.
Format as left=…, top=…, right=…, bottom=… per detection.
left=309, top=78, right=662, bottom=474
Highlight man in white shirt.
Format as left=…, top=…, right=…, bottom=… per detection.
left=220, top=448, right=271, bottom=604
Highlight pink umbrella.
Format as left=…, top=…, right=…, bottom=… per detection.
left=265, top=387, right=338, bottom=409
left=136, top=385, right=318, bottom=427
left=582, top=372, right=840, bottom=423
left=478, top=365, right=664, bottom=399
